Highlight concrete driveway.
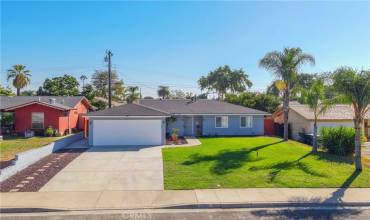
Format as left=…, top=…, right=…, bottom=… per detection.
left=40, top=142, right=164, bottom=191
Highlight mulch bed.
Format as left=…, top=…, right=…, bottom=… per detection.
left=0, top=148, right=85, bottom=192
left=166, top=137, right=188, bottom=145
left=0, top=160, right=14, bottom=169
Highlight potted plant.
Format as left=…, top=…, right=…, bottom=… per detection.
left=171, top=128, right=179, bottom=142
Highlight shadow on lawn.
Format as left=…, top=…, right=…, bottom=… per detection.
left=249, top=153, right=327, bottom=182
left=182, top=141, right=283, bottom=175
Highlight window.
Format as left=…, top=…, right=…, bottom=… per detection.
left=241, top=116, right=253, bottom=128
left=32, top=112, right=44, bottom=129
left=215, top=116, right=228, bottom=128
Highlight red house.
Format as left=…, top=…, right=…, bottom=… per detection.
left=0, top=96, right=91, bottom=135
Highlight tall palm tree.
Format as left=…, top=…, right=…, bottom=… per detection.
left=7, top=64, right=31, bottom=96
left=158, top=86, right=170, bottom=99
left=333, top=67, right=370, bottom=171
left=80, top=75, right=87, bottom=89
left=259, top=48, right=315, bottom=141
left=303, top=79, right=333, bottom=152
left=125, top=86, right=140, bottom=103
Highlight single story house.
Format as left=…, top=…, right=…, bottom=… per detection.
left=273, top=103, right=370, bottom=140
left=86, top=99, right=270, bottom=146
left=0, top=96, right=91, bottom=135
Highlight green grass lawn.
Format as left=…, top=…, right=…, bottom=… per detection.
left=162, top=136, right=370, bottom=189
left=0, top=136, right=64, bottom=161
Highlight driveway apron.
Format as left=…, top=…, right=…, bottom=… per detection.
left=40, top=145, right=164, bottom=191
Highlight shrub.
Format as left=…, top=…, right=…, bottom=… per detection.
left=171, top=128, right=179, bottom=136
left=44, top=126, right=54, bottom=137
left=319, top=126, right=355, bottom=156
left=54, top=129, right=62, bottom=137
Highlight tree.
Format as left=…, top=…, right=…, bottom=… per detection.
left=170, top=90, right=186, bottom=99
left=332, top=67, right=370, bottom=171
left=125, top=86, right=140, bottom=103
left=259, top=48, right=315, bottom=141
left=36, top=86, right=45, bottom=96
left=157, top=86, right=170, bottom=99
left=81, top=84, right=96, bottom=101
left=90, top=99, right=107, bottom=111
left=198, top=65, right=252, bottom=100
left=20, top=90, right=35, bottom=96
left=80, top=75, right=87, bottom=89
left=302, top=79, right=333, bottom=153
left=42, top=74, right=79, bottom=96
left=143, top=96, right=154, bottom=99
left=91, top=70, right=125, bottom=101
left=7, top=64, right=31, bottom=96
left=0, top=85, right=15, bottom=96
left=225, top=92, right=280, bottom=113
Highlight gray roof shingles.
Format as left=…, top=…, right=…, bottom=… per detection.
left=0, top=96, right=85, bottom=110
left=139, top=99, right=269, bottom=115
left=87, top=103, right=170, bottom=117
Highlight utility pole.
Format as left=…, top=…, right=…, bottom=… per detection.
left=104, top=50, right=113, bottom=108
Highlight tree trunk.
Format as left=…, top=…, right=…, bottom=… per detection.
left=354, top=118, right=363, bottom=171
left=312, top=119, right=318, bottom=153
left=16, top=88, right=20, bottom=96
left=283, top=90, right=290, bottom=141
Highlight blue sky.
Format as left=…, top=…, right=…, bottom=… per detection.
left=1, top=1, right=370, bottom=97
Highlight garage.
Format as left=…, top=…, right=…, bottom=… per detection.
left=87, top=103, right=169, bottom=146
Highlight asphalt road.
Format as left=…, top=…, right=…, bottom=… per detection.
left=2, top=207, right=370, bottom=220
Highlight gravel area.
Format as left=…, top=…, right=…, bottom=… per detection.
left=0, top=148, right=85, bottom=192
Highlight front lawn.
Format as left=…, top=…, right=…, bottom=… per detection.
left=0, top=136, right=64, bottom=161
left=162, top=136, right=370, bottom=189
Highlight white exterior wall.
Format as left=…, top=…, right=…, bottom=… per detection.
left=288, top=110, right=311, bottom=140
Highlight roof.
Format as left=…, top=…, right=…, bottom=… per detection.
left=0, top=96, right=88, bottom=111
left=289, top=104, right=370, bottom=120
left=139, top=99, right=270, bottom=115
left=87, top=103, right=170, bottom=117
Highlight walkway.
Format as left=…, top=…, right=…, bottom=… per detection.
left=1, top=188, right=370, bottom=210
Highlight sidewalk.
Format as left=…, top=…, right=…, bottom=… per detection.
left=1, top=188, right=370, bottom=211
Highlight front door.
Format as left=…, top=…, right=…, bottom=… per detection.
left=194, top=116, right=203, bottom=136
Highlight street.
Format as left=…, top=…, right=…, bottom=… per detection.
left=2, top=207, right=370, bottom=220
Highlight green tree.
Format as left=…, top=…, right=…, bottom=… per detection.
left=42, top=74, right=79, bottom=96
left=332, top=67, right=370, bottom=171
left=225, top=92, right=280, bottom=113
left=90, top=99, right=107, bottom=111
left=170, top=89, right=186, bottom=99
left=20, top=90, right=35, bottom=96
left=259, top=48, right=315, bottom=141
left=36, top=86, right=45, bottom=96
left=7, top=64, right=31, bottom=96
left=125, top=86, right=140, bottom=103
left=143, top=96, right=154, bottom=99
left=301, top=79, right=333, bottom=152
left=91, top=70, right=125, bottom=101
left=80, top=75, right=87, bottom=89
left=81, top=84, right=96, bottom=101
left=157, top=86, right=170, bottom=99
left=198, top=65, right=252, bottom=100
left=0, top=85, right=15, bottom=96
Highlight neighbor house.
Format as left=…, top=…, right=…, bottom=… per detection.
left=86, top=99, right=270, bottom=146
left=273, top=103, right=370, bottom=140
left=0, top=96, right=91, bottom=135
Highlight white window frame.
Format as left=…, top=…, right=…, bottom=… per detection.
left=215, top=116, right=228, bottom=128
left=240, top=116, right=253, bottom=128
left=31, top=112, right=44, bottom=129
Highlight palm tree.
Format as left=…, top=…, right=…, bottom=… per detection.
left=125, top=86, right=140, bottom=103
left=80, top=75, right=87, bottom=89
left=333, top=67, right=370, bottom=171
left=259, top=48, right=315, bottom=141
left=158, top=86, right=170, bottom=99
left=7, top=64, right=31, bottom=96
left=302, top=79, right=333, bottom=152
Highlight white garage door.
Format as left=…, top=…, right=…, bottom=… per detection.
left=92, top=119, right=163, bottom=146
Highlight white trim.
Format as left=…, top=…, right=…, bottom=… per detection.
left=215, top=116, right=228, bottom=128
left=191, top=116, right=194, bottom=135
left=240, top=116, right=253, bottom=128
left=87, top=115, right=169, bottom=119
left=4, top=101, right=70, bottom=111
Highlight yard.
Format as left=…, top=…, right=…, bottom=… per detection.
left=162, top=136, right=370, bottom=189
left=0, top=136, right=64, bottom=161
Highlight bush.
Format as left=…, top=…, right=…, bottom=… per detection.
left=44, top=126, right=54, bottom=137
left=319, top=126, right=355, bottom=156
left=54, top=129, right=62, bottom=137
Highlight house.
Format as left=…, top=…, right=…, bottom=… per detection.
left=272, top=103, right=370, bottom=140
left=86, top=99, right=270, bottom=146
left=0, top=96, right=91, bottom=135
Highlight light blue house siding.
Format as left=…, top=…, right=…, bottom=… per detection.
left=167, top=115, right=264, bottom=136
